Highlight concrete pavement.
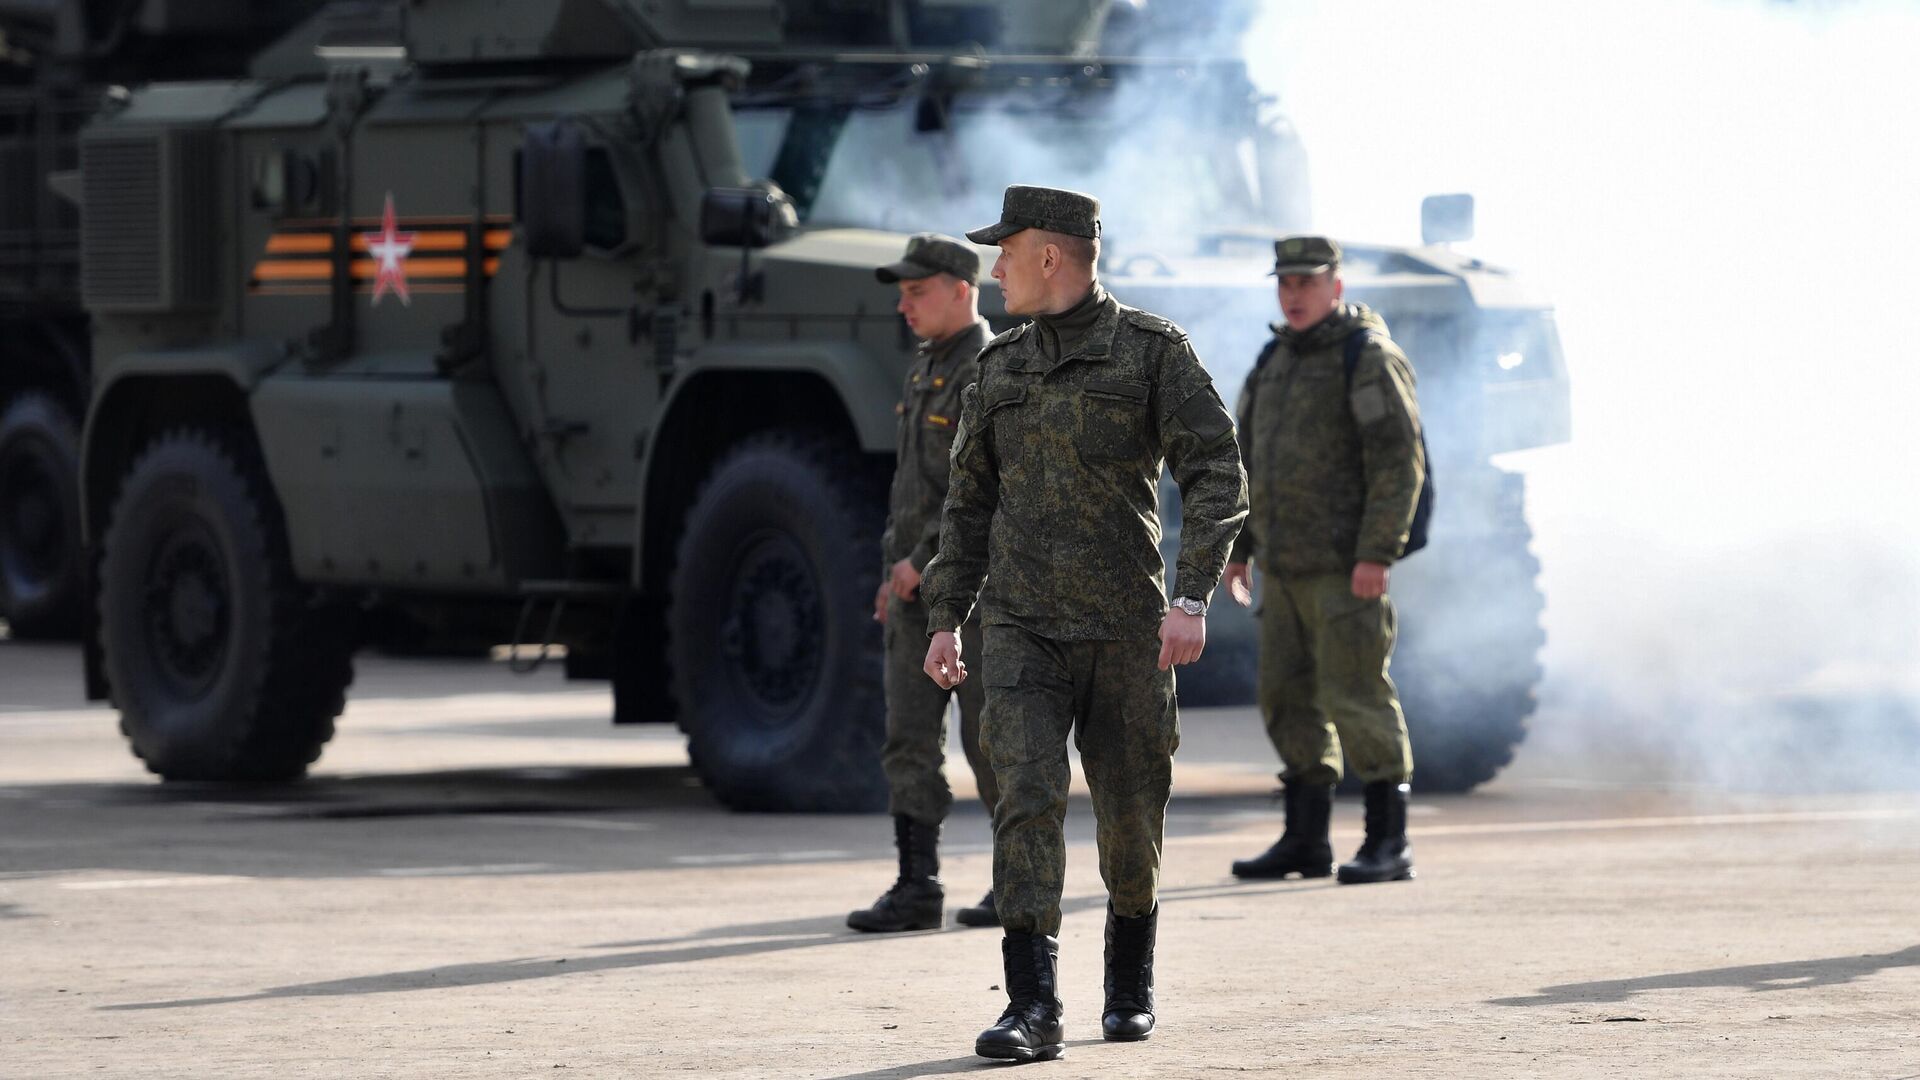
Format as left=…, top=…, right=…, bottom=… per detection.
left=2, top=641, right=1916, bottom=1078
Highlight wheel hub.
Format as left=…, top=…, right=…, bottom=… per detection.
left=142, top=520, right=230, bottom=697
left=722, top=531, right=824, bottom=717
left=168, top=574, right=219, bottom=650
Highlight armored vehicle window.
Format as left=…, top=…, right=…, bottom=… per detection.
left=583, top=147, right=626, bottom=252
left=249, top=148, right=325, bottom=216
left=251, top=151, right=286, bottom=210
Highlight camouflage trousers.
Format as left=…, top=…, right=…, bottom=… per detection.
left=979, top=624, right=1179, bottom=936
left=1258, top=571, right=1414, bottom=786
left=882, top=595, right=997, bottom=825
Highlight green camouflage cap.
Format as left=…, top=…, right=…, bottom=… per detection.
left=966, top=184, right=1101, bottom=244
left=875, top=232, right=982, bottom=284
left=1269, top=234, right=1342, bottom=277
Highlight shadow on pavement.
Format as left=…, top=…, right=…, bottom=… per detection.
left=819, top=1040, right=1109, bottom=1079
left=589, top=879, right=1336, bottom=951
left=1490, top=944, right=1920, bottom=1006
left=821, top=1055, right=998, bottom=1079
left=7, top=765, right=1301, bottom=882
left=99, top=880, right=1329, bottom=1012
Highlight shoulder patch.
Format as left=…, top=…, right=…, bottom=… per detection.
left=1121, top=307, right=1188, bottom=342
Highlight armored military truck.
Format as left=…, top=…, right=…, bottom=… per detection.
left=70, top=0, right=1565, bottom=807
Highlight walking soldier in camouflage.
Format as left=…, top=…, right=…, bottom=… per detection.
left=849, top=234, right=1003, bottom=934
left=920, top=186, right=1248, bottom=1061
left=1223, top=235, right=1426, bottom=886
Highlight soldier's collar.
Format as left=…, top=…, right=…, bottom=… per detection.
left=923, top=322, right=978, bottom=359
left=1012, top=286, right=1119, bottom=372
left=1079, top=288, right=1122, bottom=361
left=1036, top=282, right=1121, bottom=357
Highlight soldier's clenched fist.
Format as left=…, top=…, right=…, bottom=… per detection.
left=924, top=630, right=968, bottom=688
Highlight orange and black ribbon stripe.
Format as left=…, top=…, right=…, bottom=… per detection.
left=248, top=215, right=514, bottom=297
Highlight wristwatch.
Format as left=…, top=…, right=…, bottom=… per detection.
left=1171, top=596, right=1207, bottom=617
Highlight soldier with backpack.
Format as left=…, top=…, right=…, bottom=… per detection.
left=1223, top=235, right=1429, bottom=886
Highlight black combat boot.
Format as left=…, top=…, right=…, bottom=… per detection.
left=975, top=931, right=1066, bottom=1062
left=954, top=890, right=1000, bottom=928
left=847, top=816, right=944, bottom=932
left=1336, top=781, right=1415, bottom=884
left=1102, top=904, right=1157, bottom=1041
left=1230, top=780, right=1334, bottom=879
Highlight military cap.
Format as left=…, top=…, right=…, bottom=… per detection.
left=875, top=233, right=981, bottom=284
left=1269, top=234, right=1342, bottom=277
left=965, top=185, right=1101, bottom=244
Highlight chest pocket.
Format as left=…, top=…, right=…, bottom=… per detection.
left=1078, top=379, right=1152, bottom=463
left=911, top=374, right=956, bottom=429
left=954, top=383, right=1026, bottom=459
left=1289, top=369, right=1350, bottom=424
left=922, top=380, right=958, bottom=431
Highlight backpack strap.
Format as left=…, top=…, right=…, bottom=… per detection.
left=1342, top=328, right=1377, bottom=386
left=1252, top=335, right=1281, bottom=374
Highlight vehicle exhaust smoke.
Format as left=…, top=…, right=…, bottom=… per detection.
left=1251, top=0, right=1920, bottom=794
left=771, top=0, right=1919, bottom=795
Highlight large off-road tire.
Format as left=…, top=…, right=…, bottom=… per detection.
left=0, top=392, right=84, bottom=639
left=1391, top=470, right=1544, bottom=793
left=666, top=430, right=888, bottom=812
left=98, top=428, right=355, bottom=781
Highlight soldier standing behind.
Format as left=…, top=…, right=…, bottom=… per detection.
left=848, top=234, right=1002, bottom=933
left=920, top=186, right=1247, bottom=1061
left=1224, top=235, right=1426, bottom=886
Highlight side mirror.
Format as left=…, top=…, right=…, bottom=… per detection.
left=700, top=186, right=787, bottom=249
left=520, top=120, right=587, bottom=258
left=1421, top=193, right=1475, bottom=245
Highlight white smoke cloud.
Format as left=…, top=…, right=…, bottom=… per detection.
left=1248, top=0, right=1920, bottom=791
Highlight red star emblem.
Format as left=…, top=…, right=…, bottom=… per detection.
left=364, top=193, right=415, bottom=306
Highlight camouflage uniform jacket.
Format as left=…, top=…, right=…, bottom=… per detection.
left=922, top=288, right=1249, bottom=641
left=881, top=319, right=991, bottom=574
left=1229, top=302, right=1426, bottom=576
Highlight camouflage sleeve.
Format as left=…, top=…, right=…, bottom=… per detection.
left=880, top=513, right=899, bottom=579
left=1159, top=341, right=1249, bottom=600
left=920, top=381, right=998, bottom=635
left=906, top=534, right=937, bottom=575
left=880, top=375, right=908, bottom=577
left=907, top=354, right=978, bottom=572
left=1227, top=366, right=1259, bottom=565
left=1351, top=342, right=1426, bottom=564
left=905, top=465, right=942, bottom=575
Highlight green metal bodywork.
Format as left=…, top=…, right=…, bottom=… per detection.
left=78, top=41, right=929, bottom=603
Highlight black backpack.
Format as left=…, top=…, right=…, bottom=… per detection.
left=1343, top=329, right=1434, bottom=556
